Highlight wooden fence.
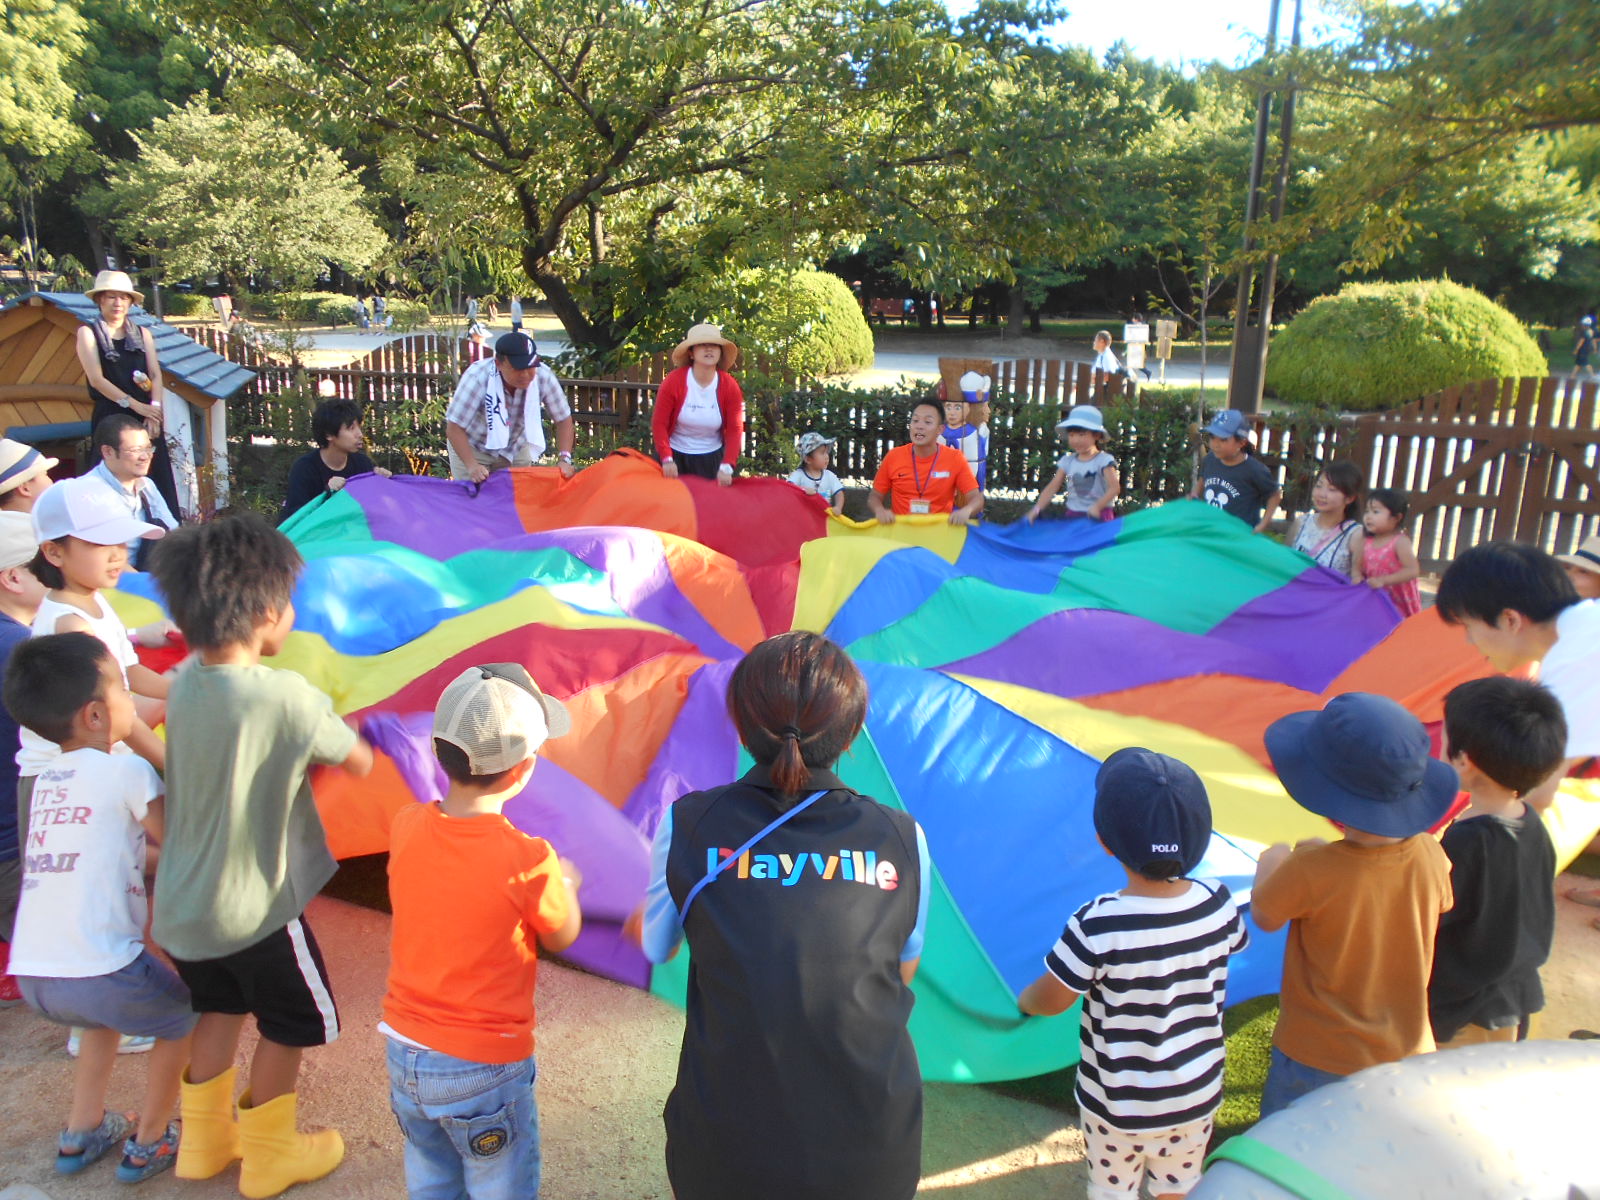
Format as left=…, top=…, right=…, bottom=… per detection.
left=1351, top=376, right=1600, bottom=572
left=180, top=326, right=1600, bottom=555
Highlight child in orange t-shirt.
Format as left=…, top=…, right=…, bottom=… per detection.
left=381, top=664, right=583, bottom=1198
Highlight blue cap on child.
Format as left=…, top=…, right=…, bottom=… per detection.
left=1202, top=409, right=1250, bottom=439
left=1092, top=747, right=1212, bottom=879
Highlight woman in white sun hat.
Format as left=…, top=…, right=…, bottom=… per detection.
left=652, top=323, right=745, bottom=486
left=73, top=271, right=186, bottom=520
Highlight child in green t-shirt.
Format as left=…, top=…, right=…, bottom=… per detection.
left=148, top=513, right=373, bottom=1199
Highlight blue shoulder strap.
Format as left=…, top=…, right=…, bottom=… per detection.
left=677, top=789, right=828, bottom=925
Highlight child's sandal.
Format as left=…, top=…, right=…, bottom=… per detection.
left=56, top=1110, right=135, bottom=1174
left=116, top=1120, right=181, bottom=1183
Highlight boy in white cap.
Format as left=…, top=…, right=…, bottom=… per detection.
left=0, top=437, right=57, bottom=513
left=382, top=664, right=583, bottom=1199
left=786, top=432, right=845, bottom=512
left=0, top=509, right=46, bottom=1005
left=1028, top=405, right=1120, bottom=522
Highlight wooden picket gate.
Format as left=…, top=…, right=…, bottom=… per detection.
left=1352, top=377, right=1600, bottom=573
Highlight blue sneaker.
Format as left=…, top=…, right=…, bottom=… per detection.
left=57, top=1110, right=135, bottom=1174
left=116, top=1120, right=180, bottom=1183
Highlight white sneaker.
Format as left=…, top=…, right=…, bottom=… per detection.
left=65, top=1028, right=156, bottom=1057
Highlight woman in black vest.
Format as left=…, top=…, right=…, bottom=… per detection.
left=635, top=632, right=927, bottom=1199
left=74, top=270, right=183, bottom=518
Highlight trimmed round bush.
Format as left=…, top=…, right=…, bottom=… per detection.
left=1266, top=280, right=1547, bottom=412
left=639, top=268, right=874, bottom=379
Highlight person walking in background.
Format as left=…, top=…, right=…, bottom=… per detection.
left=1572, top=315, right=1597, bottom=381
left=652, top=324, right=745, bottom=485
left=1189, top=410, right=1280, bottom=531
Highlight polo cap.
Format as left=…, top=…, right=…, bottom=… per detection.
left=495, top=332, right=539, bottom=369
left=32, top=477, right=163, bottom=548
left=434, top=663, right=571, bottom=775
left=1093, top=747, right=1212, bottom=878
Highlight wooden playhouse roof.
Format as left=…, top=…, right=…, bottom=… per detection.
left=0, top=291, right=256, bottom=405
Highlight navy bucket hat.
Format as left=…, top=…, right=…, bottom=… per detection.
left=1264, top=693, right=1459, bottom=837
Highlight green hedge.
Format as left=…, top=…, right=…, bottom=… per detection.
left=1266, top=279, right=1548, bottom=411
left=244, top=291, right=430, bottom=328
left=156, top=292, right=214, bottom=318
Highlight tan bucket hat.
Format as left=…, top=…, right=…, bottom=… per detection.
left=671, top=323, right=740, bottom=371
left=85, top=269, right=145, bottom=305
left=1556, top=534, right=1600, bottom=578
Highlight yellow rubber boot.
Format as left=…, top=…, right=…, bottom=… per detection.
left=177, top=1067, right=242, bottom=1180
left=236, top=1089, right=344, bottom=1199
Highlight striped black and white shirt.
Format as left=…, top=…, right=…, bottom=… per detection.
left=1044, top=879, right=1248, bottom=1131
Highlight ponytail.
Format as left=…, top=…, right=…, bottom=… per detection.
left=771, top=724, right=808, bottom=795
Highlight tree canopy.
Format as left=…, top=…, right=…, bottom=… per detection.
left=103, top=100, right=387, bottom=289
left=160, top=0, right=1152, bottom=357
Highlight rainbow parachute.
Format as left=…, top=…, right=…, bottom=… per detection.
left=112, top=450, right=1600, bottom=1083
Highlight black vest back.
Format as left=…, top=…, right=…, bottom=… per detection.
left=663, top=777, right=923, bottom=1200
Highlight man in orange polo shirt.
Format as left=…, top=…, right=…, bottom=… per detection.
left=868, top=398, right=984, bottom=525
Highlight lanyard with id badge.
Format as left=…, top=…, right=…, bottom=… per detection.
left=908, top=450, right=946, bottom=515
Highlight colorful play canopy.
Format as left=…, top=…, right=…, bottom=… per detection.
left=112, top=449, right=1600, bottom=1083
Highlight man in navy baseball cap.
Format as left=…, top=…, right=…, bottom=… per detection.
left=444, top=330, right=577, bottom=484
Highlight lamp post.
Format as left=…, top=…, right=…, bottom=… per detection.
left=1227, top=0, right=1303, bottom=414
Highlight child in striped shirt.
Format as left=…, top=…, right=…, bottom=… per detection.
left=1020, top=748, right=1247, bottom=1200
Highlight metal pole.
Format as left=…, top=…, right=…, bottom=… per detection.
left=1249, top=0, right=1303, bottom=404
left=1227, top=0, right=1282, bottom=414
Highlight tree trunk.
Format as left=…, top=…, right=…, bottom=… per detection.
left=1006, top=284, right=1026, bottom=335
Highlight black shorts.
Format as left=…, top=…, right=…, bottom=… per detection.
left=173, top=917, right=341, bottom=1048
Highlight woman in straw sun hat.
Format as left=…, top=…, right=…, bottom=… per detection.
left=74, top=270, right=185, bottom=520
left=651, top=323, right=745, bottom=486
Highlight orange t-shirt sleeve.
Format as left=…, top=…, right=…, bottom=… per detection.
left=1251, top=851, right=1312, bottom=928
left=873, top=448, right=898, bottom=497
left=518, top=839, right=570, bottom=938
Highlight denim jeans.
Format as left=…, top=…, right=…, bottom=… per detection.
left=1258, top=1046, right=1347, bottom=1120
left=386, top=1039, right=540, bottom=1200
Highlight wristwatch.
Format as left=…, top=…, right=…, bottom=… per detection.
left=717, top=463, right=733, bottom=474
left=558, top=451, right=573, bottom=463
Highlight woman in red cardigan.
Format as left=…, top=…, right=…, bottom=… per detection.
left=653, top=323, right=744, bottom=485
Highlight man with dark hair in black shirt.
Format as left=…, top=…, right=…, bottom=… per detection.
left=278, top=399, right=391, bottom=523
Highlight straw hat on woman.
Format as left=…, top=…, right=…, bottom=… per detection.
left=74, top=270, right=185, bottom=519
left=652, top=323, right=745, bottom=486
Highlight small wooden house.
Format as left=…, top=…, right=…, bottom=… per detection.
left=0, top=292, right=254, bottom=508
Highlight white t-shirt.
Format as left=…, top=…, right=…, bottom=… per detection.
left=1539, top=599, right=1600, bottom=758
left=16, top=593, right=140, bottom=779
left=10, top=748, right=162, bottom=978
left=786, top=466, right=844, bottom=501
left=670, top=374, right=725, bottom=455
